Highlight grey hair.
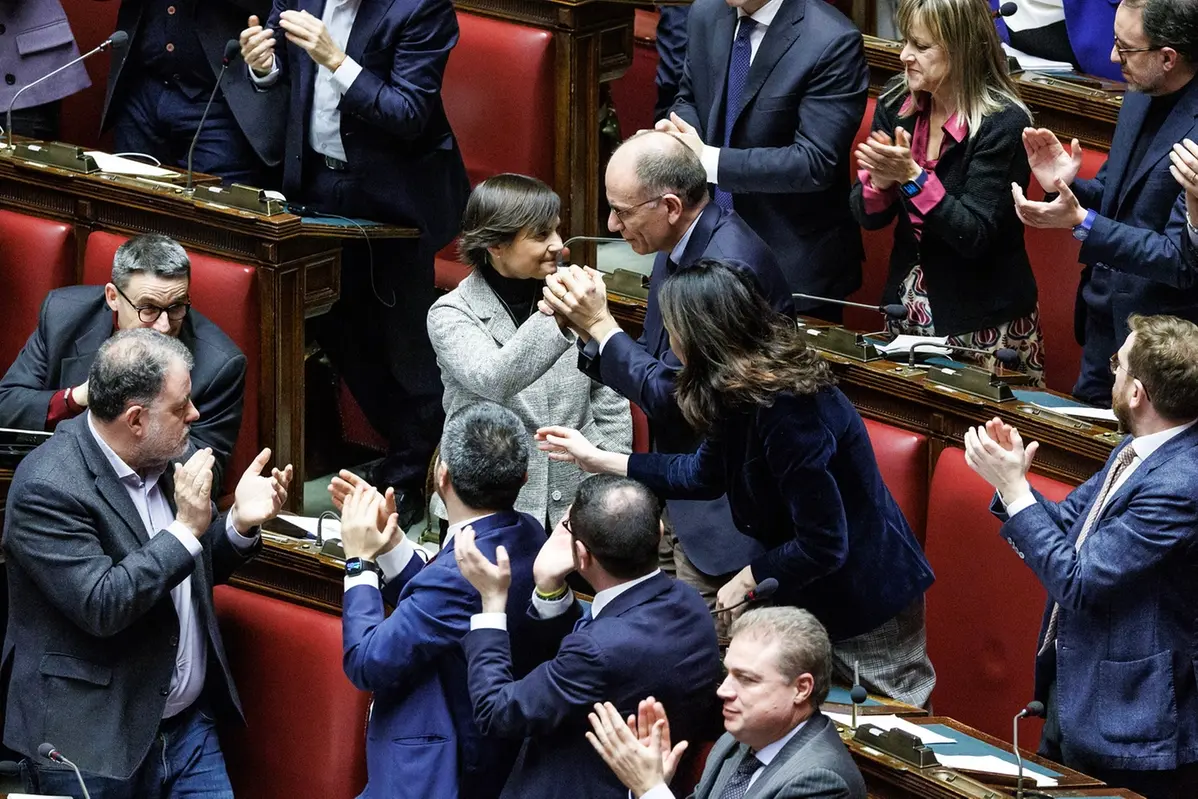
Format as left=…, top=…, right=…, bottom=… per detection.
left=88, top=329, right=194, bottom=422
left=111, top=234, right=191, bottom=289
left=1125, top=0, right=1198, bottom=64
left=439, top=402, right=530, bottom=510
left=622, top=131, right=709, bottom=208
left=730, top=607, right=833, bottom=707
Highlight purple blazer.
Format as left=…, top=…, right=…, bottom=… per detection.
left=0, top=1, right=90, bottom=112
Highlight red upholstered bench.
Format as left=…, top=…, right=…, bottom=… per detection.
left=923, top=447, right=1073, bottom=740
left=214, top=586, right=369, bottom=799
left=0, top=210, right=77, bottom=373
left=863, top=418, right=929, bottom=545
left=81, top=231, right=260, bottom=493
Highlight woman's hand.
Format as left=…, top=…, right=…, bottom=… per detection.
left=535, top=426, right=629, bottom=475
left=856, top=127, right=920, bottom=191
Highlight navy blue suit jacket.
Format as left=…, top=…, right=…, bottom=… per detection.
left=670, top=0, right=867, bottom=302
left=1069, top=78, right=1198, bottom=403
left=342, top=511, right=546, bottom=799
left=580, top=203, right=793, bottom=575
left=628, top=388, right=934, bottom=641
left=463, top=572, right=722, bottom=799
left=991, top=427, right=1198, bottom=772
left=265, top=0, right=470, bottom=247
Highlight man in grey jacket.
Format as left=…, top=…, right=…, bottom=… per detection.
left=0, top=1, right=89, bottom=139
left=587, top=607, right=866, bottom=799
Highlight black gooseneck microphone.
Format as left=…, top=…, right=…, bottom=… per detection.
left=710, top=577, right=779, bottom=616
left=993, top=2, right=1018, bottom=19
left=791, top=293, right=907, bottom=320
left=38, top=742, right=91, bottom=799
left=907, top=340, right=1021, bottom=371
left=185, top=39, right=241, bottom=194
left=5, top=31, right=129, bottom=149
left=1012, top=700, right=1046, bottom=799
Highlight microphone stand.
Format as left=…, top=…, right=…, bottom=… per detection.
left=185, top=41, right=240, bottom=195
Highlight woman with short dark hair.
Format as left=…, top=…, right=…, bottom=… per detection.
left=537, top=259, right=936, bottom=707
left=428, top=174, right=631, bottom=530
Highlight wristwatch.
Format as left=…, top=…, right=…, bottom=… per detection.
left=899, top=168, right=929, bottom=198
left=345, top=557, right=383, bottom=582
left=1072, top=208, right=1097, bottom=241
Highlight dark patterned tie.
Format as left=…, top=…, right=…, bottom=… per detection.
left=719, top=750, right=761, bottom=799
left=1038, top=444, right=1138, bottom=655
left=714, top=17, right=757, bottom=212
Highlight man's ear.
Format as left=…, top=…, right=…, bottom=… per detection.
left=662, top=193, right=684, bottom=223
left=435, top=460, right=450, bottom=493
left=793, top=672, right=815, bottom=706
left=123, top=403, right=147, bottom=436
left=104, top=283, right=120, bottom=313
left=1162, top=46, right=1180, bottom=72
left=573, top=538, right=589, bottom=569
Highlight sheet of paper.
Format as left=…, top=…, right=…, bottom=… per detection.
left=85, top=151, right=178, bottom=178
left=825, top=713, right=957, bottom=745
left=1031, top=402, right=1117, bottom=422
left=876, top=334, right=952, bottom=357
left=274, top=514, right=340, bottom=540
left=1003, top=43, right=1074, bottom=72
left=935, top=754, right=1059, bottom=787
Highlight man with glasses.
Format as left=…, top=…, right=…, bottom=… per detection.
left=964, top=314, right=1198, bottom=799
left=0, top=233, right=245, bottom=488
left=1010, top=0, right=1198, bottom=407
left=539, top=130, right=793, bottom=604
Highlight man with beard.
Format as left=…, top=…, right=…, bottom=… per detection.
left=963, top=313, right=1198, bottom=799
left=1010, top=0, right=1198, bottom=406
left=2, top=328, right=293, bottom=797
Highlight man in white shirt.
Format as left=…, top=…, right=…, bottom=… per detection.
left=586, top=607, right=866, bottom=799
left=3, top=328, right=292, bottom=796
left=238, top=0, right=469, bottom=518
left=965, top=313, right=1198, bottom=799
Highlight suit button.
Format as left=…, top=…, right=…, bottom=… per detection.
left=167, top=5, right=176, bottom=13
left=551, top=490, right=562, bottom=501
left=4, top=75, right=14, bottom=86
left=165, top=43, right=175, bottom=53
left=169, top=634, right=179, bottom=647
left=159, top=687, right=169, bottom=696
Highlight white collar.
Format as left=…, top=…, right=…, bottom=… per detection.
left=668, top=212, right=705, bottom=265
left=86, top=411, right=165, bottom=490
left=1131, top=419, right=1196, bottom=462
left=753, top=716, right=808, bottom=767
left=737, top=0, right=785, bottom=27
left=590, top=569, right=661, bottom=619
left=445, top=512, right=497, bottom=548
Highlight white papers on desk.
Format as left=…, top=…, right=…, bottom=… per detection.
left=1003, top=43, right=1074, bottom=72
left=826, top=713, right=957, bottom=745
left=1029, top=402, right=1118, bottom=422
left=85, top=151, right=178, bottom=178
left=874, top=335, right=952, bottom=358
left=276, top=514, right=340, bottom=540
left=935, top=754, right=1060, bottom=787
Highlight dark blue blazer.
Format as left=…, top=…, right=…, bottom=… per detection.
left=463, top=572, right=722, bottom=799
left=990, top=426, right=1198, bottom=772
left=627, top=388, right=934, bottom=641
left=1069, top=78, right=1198, bottom=403
left=580, top=203, right=794, bottom=575
left=342, top=511, right=546, bottom=799
left=265, top=0, right=470, bottom=248
left=670, top=0, right=867, bottom=302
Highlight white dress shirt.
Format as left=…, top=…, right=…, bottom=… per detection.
left=249, top=0, right=366, bottom=162
left=343, top=513, right=493, bottom=591
left=639, top=717, right=809, bottom=799
left=700, top=0, right=786, bottom=182
left=87, top=413, right=257, bottom=719
left=1004, top=419, right=1197, bottom=518
left=471, top=569, right=663, bottom=632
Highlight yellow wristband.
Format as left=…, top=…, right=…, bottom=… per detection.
left=534, top=585, right=568, bottom=601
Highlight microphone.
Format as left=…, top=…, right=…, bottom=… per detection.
left=1012, top=700, right=1045, bottom=799
left=906, top=341, right=1021, bottom=371
left=791, top=293, right=907, bottom=320
left=993, top=2, right=1017, bottom=18
left=710, top=577, right=779, bottom=616
left=556, top=235, right=626, bottom=268
left=6, top=30, right=129, bottom=149
left=38, top=742, right=91, bottom=799
left=185, top=39, right=240, bottom=194
left=849, top=660, right=867, bottom=729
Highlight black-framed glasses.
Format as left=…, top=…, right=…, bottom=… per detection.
left=1114, top=42, right=1162, bottom=62
left=610, top=195, right=665, bottom=223
left=561, top=517, right=574, bottom=535
left=114, top=284, right=190, bottom=324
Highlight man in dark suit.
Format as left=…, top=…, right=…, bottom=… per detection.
left=965, top=314, right=1198, bottom=799
left=333, top=402, right=545, bottom=799
left=0, top=0, right=89, bottom=140
left=455, top=474, right=722, bottom=799
left=0, top=234, right=246, bottom=489
left=541, top=131, right=792, bottom=603
left=588, top=607, right=866, bottom=799
left=239, top=0, right=470, bottom=520
left=657, top=0, right=868, bottom=318
left=1011, top=0, right=1198, bottom=405
left=103, top=0, right=285, bottom=184
left=3, top=328, right=292, bottom=795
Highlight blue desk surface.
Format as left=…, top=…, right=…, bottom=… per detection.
left=826, top=686, right=884, bottom=706
left=922, top=723, right=1062, bottom=781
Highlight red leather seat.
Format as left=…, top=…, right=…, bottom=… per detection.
left=924, top=447, right=1072, bottom=739
left=863, top=418, right=929, bottom=545
left=214, top=586, right=369, bottom=799
left=0, top=210, right=76, bottom=373
left=81, top=232, right=260, bottom=492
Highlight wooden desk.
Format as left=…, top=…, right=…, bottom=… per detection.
left=0, top=152, right=416, bottom=510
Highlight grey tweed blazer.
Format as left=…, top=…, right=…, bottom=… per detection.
left=691, top=712, right=865, bottom=799
left=427, top=270, right=632, bottom=528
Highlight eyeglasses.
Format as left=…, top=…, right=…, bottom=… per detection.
left=1114, top=42, right=1162, bottom=62
left=610, top=195, right=665, bottom=223
left=561, top=517, right=574, bottom=535
left=115, top=284, right=190, bottom=324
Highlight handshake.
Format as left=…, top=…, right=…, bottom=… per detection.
left=539, top=264, right=622, bottom=344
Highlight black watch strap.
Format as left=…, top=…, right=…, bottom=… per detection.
left=345, top=557, right=383, bottom=582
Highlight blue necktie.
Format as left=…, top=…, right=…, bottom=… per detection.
left=719, top=751, right=761, bottom=799
left=714, top=17, right=757, bottom=212
left=572, top=606, right=593, bottom=633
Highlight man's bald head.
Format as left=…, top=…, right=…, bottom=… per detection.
left=607, top=131, right=709, bottom=209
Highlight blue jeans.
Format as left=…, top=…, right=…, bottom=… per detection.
left=28, top=703, right=233, bottom=799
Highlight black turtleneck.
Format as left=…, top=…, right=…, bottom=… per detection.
left=1126, top=88, right=1184, bottom=184
left=479, top=264, right=544, bottom=326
